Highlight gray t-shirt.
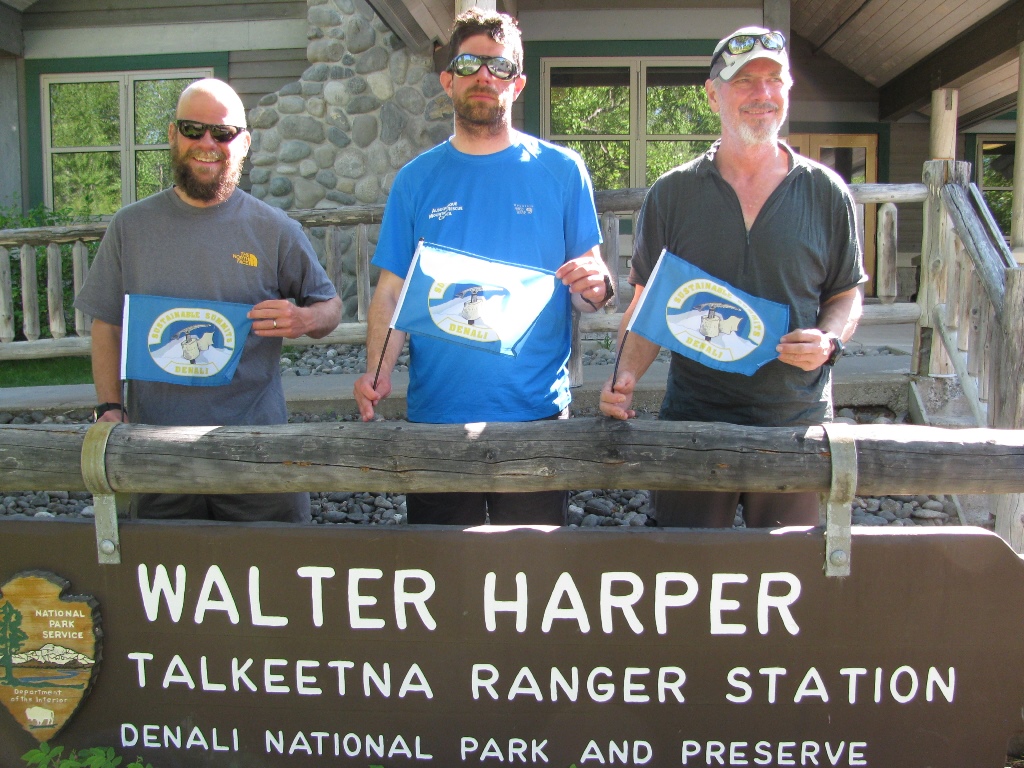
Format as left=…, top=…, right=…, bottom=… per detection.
left=75, top=188, right=337, bottom=427
left=630, top=142, right=867, bottom=427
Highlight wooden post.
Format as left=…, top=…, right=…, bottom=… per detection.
left=46, top=242, right=66, bottom=340
left=1011, top=42, right=1024, bottom=262
left=72, top=241, right=90, bottom=336
left=876, top=202, right=897, bottom=304
left=929, top=88, right=958, bottom=161
left=0, top=246, right=13, bottom=342
left=20, top=243, right=39, bottom=342
left=356, top=223, right=372, bottom=323
left=993, top=268, right=1024, bottom=550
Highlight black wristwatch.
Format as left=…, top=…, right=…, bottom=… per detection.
left=93, top=402, right=123, bottom=421
left=583, top=274, right=615, bottom=310
left=824, top=334, right=844, bottom=366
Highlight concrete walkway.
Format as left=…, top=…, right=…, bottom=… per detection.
left=0, top=322, right=916, bottom=417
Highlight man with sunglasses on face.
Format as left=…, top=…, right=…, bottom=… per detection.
left=354, top=8, right=611, bottom=526
left=75, top=78, right=342, bottom=523
left=600, top=27, right=867, bottom=529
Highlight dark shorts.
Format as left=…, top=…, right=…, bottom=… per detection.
left=652, top=489, right=820, bottom=529
left=132, top=492, right=311, bottom=523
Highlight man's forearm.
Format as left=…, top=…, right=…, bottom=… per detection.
left=302, top=295, right=343, bottom=339
left=817, top=287, right=863, bottom=341
left=364, top=273, right=407, bottom=381
left=90, top=319, right=123, bottom=404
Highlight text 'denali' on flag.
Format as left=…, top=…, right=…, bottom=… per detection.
left=391, top=241, right=558, bottom=357
left=120, top=294, right=253, bottom=386
left=626, top=249, right=790, bottom=376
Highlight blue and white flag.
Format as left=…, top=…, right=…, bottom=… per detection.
left=627, top=250, right=790, bottom=376
left=391, top=241, right=558, bottom=356
left=120, top=294, right=253, bottom=386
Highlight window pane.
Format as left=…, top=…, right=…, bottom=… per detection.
left=550, top=67, right=630, bottom=136
left=818, top=146, right=867, bottom=184
left=135, top=78, right=198, bottom=145
left=561, top=139, right=630, bottom=191
left=51, top=152, right=122, bottom=217
left=982, top=141, right=1014, bottom=189
left=136, top=149, right=174, bottom=199
left=646, top=140, right=714, bottom=185
left=984, top=190, right=1011, bottom=238
left=49, top=81, right=120, bottom=148
left=646, top=69, right=719, bottom=136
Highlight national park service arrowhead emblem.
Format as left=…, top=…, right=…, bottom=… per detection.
left=0, top=572, right=101, bottom=742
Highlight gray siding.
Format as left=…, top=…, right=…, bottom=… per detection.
left=888, top=122, right=929, bottom=255
left=23, top=0, right=306, bottom=29
left=230, top=48, right=309, bottom=115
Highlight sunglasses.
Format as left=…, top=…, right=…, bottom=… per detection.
left=447, top=53, right=519, bottom=81
left=175, top=119, right=247, bottom=143
left=712, top=31, right=786, bottom=68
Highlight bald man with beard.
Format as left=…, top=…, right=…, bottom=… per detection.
left=75, top=78, right=341, bottom=522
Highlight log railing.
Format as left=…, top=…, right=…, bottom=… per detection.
left=0, top=185, right=922, bottom=365
left=912, top=160, right=1024, bottom=548
left=3, top=418, right=1024, bottom=571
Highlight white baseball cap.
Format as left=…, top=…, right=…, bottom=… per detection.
left=710, top=26, right=789, bottom=82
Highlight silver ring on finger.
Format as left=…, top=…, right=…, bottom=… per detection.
left=273, top=319, right=278, bottom=329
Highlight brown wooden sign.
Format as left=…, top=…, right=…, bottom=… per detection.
left=0, top=519, right=1022, bottom=767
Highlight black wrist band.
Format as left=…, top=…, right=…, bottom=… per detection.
left=582, top=274, right=615, bottom=310
left=93, top=402, right=123, bottom=420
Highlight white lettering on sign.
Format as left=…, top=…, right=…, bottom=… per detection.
left=484, top=571, right=801, bottom=636
left=137, top=564, right=437, bottom=631
left=725, top=666, right=955, bottom=704
left=681, top=739, right=868, bottom=766
left=470, top=664, right=686, bottom=704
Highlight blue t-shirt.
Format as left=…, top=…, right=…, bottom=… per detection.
left=373, top=133, right=602, bottom=423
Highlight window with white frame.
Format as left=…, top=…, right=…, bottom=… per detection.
left=41, top=69, right=212, bottom=218
left=540, top=57, right=719, bottom=190
left=976, top=136, right=1013, bottom=239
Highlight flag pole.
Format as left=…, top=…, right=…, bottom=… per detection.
left=371, top=328, right=393, bottom=392
left=609, top=248, right=665, bottom=394
left=372, top=239, right=424, bottom=391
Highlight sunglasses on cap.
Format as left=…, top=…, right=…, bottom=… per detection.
left=446, top=53, right=519, bottom=81
left=711, top=31, right=787, bottom=69
left=175, top=119, right=247, bottom=143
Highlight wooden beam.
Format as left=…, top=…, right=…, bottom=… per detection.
left=879, top=0, right=1024, bottom=121
left=0, top=4, right=23, bottom=57
left=4, top=420, right=1024, bottom=497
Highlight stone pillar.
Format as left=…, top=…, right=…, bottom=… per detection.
left=247, top=0, right=453, bottom=320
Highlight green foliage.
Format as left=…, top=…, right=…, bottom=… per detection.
left=1, top=601, right=28, bottom=684
left=1, top=204, right=98, bottom=342
left=22, top=743, right=153, bottom=768
left=550, top=77, right=720, bottom=189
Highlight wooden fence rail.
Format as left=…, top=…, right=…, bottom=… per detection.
left=0, top=184, right=924, bottom=361
left=2, top=419, right=1023, bottom=497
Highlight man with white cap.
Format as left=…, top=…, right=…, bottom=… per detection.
left=600, top=27, right=867, bottom=528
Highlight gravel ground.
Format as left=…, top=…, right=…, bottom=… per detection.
left=0, top=343, right=975, bottom=530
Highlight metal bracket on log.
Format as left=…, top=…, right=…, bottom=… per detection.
left=81, top=421, right=122, bottom=565
left=821, top=423, right=858, bottom=577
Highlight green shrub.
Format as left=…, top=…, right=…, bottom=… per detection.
left=22, top=742, right=153, bottom=768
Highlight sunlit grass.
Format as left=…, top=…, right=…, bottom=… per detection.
left=0, top=356, right=93, bottom=388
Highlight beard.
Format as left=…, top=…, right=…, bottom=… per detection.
left=452, top=86, right=508, bottom=136
left=170, top=138, right=243, bottom=203
left=733, top=101, right=787, bottom=147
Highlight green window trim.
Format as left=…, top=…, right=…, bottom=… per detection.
left=25, top=53, right=229, bottom=211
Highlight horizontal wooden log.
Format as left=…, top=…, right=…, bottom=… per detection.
left=2, top=420, right=1024, bottom=497
left=848, top=183, right=929, bottom=204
